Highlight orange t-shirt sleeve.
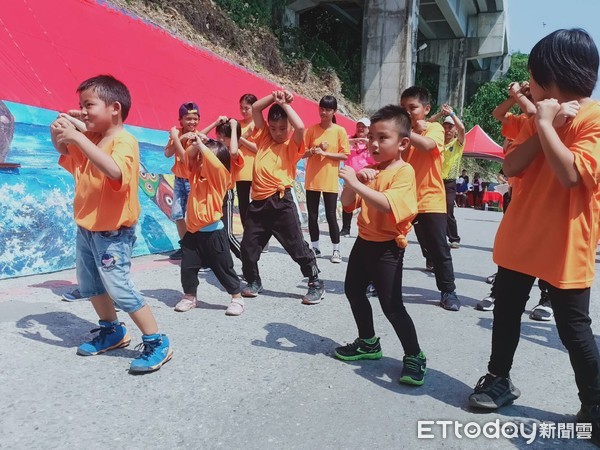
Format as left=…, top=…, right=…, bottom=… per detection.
left=571, top=121, right=600, bottom=191
left=290, top=135, right=306, bottom=163
left=425, top=122, right=444, bottom=155
left=338, top=128, right=350, bottom=155
left=382, top=167, right=418, bottom=224
left=107, top=133, right=137, bottom=192
left=59, top=145, right=84, bottom=174
left=251, top=124, right=268, bottom=147
left=343, top=195, right=361, bottom=213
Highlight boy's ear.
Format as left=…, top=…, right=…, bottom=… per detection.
left=111, top=101, right=122, bottom=117
left=398, top=136, right=411, bottom=152
left=424, top=104, right=431, bottom=116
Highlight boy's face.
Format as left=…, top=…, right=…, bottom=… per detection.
left=180, top=113, right=199, bottom=133
left=400, top=96, right=430, bottom=124
left=78, top=89, right=117, bottom=132
left=268, top=118, right=290, bottom=144
left=240, top=101, right=252, bottom=120
left=368, top=119, right=410, bottom=163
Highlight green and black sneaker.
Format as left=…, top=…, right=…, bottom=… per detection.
left=335, top=337, right=382, bottom=361
left=399, top=351, right=427, bottom=386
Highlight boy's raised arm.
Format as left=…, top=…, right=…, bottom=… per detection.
left=252, top=94, right=274, bottom=131
left=279, top=91, right=304, bottom=146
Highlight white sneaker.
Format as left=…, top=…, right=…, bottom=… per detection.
left=175, top=295, right=197, bottom=312
left=225, top=298, right=244, bottom=316
left=330, top=250, right=342, bottom=263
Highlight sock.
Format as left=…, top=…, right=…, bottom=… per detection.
left=363, top=336, right=378, bottom=345
left=312, top=241, right=320, bottom=250
left=333, top=243, right=340, bottom=251
left=142, top=333, right=161, bottom=342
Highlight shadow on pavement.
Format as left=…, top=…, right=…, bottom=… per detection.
left=402, top=285, right=481, bottom=309
left=30, top=280, right=77, bottom=297
left=251, top=322, right=339, bottom=355
left=15, top=312, right=139, bottom=358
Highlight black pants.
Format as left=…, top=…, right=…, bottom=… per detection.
left=413, top=213, right=456, bottom=293
left=341, top=210, right=353, bottom=233
left=241, top=190, right=319, bottom=284
left=180, top=228, right=241, bottom=295
left=444, top=179, right=460, bottom=243
left=489, top=266, right=600, bottom=405
left=473, top=189, right=482, bottom=208
left=306, top=190, right=340, bottom=244
left=222, top=189, right=241, bottom=260
left=236, top=180, right=252, bottom=227
left=345, top=237, right=420, bottom=355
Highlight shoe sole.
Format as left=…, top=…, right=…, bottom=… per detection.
left=440, top=302, right=460, bottom=312
left=129, top=348, right=173, bottom=374
left=334, top=350, right=382, bottom=361
left=330, top=259, right=342, bottom=264
left=241, top=290, right=262, bottom=298
left=77, top=335, right=132, bottom=356
left=476, top=305, right=494, bottom=312
left=302, top=292, right=325, bottom=305
left=399, top=369, right=427, bottom=386
left=468, top=389, right=521, bottom=410
left=174, top=305, right=196, bottom=312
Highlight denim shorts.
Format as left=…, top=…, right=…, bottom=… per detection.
left=76, top=226, right=145, bottom=313
left=172, top=177, right=191, bottom=220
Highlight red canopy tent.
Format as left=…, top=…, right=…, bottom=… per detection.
left=463, top=125, right=505, bottom=161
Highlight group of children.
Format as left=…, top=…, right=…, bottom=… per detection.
left=51, top=28, right=600, bottom=443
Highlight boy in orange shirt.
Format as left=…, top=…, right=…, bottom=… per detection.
left=335, top=104, right=426, bottom=385
left=165, top=102, right=200, bottom=260
left=50, top=75, right=171, bottom=373
left=400, top=86, right=461, bottom=311
left=172, top=122, right=245, bottom=316
left=240, top=90, right=324, bottom=304
left=469, top=30, right=600, bottom=441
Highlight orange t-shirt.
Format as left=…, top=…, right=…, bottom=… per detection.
left=251, top=124, right=305, bottom=200
left=502, top=113, right=529, bottom=141
left=181, top=147, right=231, bottom=233
left=228, top=152, right=245, bottom=190
left=167, top=128, right=199, bottom=179
left=59, top=129, right=140, bottom=231
left=344, top=162, right=418, bottom=247
left=493, top=101, right=600, bottom=289
left=403, top=122, right=446, bottom=213
left=236, top=120, right=256, bottom=182
left=304, top=124, right=350, bottom=193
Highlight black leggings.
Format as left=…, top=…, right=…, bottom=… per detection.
left=222, top=190, right=241, bottom=260
left=489, top=266, right=600, bottom=405
left=236, top=181, right=252, bottom=227
left=180, top=228, right=241, bottom=296
left=344, top=237, right=420, bottom=356
left=306, top=190, right=340, bottom=244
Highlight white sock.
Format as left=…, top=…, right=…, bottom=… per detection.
left=312, top=241, right=320, bottom=250
left=333, top=243, right=340, bottom=251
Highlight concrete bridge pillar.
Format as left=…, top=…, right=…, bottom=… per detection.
left=361, top=0, right=419, bottom=114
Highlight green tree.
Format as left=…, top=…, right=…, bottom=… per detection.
left=462, top=53, right=529, bottom=144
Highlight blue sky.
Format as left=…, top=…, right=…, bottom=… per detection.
left=507, top=0, right=600, bottom=97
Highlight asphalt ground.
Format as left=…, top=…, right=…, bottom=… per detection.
left=0, top=207, right=598, bottom=449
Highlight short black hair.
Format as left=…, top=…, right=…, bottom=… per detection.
left=400, top=86, right=431, bottom=106
left=529, top=29, right=599, bottom=97
left=267, top=104, right=288, bottom=122
left=76, top=75, right=132, bottom=121
left=370, top=105, right=411, bottom=138
left=239, top=93, right=257, bottom=105
left=215, top=120, right=242, bottom=138
left=319, top=95, right=338, bottom=110
left=204, top=139, right=231, bottom=172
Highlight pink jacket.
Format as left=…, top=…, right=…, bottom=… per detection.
left=345, top=141, right=375, bottom=172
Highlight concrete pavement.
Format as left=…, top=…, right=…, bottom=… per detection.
left=0, top=207, right=598, bottom=449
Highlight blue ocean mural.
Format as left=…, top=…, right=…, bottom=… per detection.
left=0, top=100, right=180, bottom=279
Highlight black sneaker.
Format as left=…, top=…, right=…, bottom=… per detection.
left=399, top=351, right=427, bottom=386
left=169, top=248, right=183, bottom=260
left=440, top=291, right=461, bottom=311
left=530, top=290, right=553, bottom=321
left=486, top=273, right=497, bottom=284
left=476, top=294, right=495, bottom=311
left=313, top=248, right=321, bottom=257
left=469, top=373, right=521, bottom=409
left=335, top=337, right=382, bottom=361
left=340, top=228, right=350, bottom=237
left=366, top=283, right=378, bottom=298
left=577, top=404, right=600, bottom=445
left=302, top=280, right=325, bottom=305
left=241, top=281, right=263, bottom=298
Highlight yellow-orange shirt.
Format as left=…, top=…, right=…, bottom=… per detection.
left=403, top=122, right=446, bottom=213
left=181, top=148, right=231, bottom=233
left=494, top=101, right=600, bottom=289
left=251, top=124, right=305, bottom=200
left=167, top=127, right=199, bottom=179
left=59, top=129, right=140, bottom=231
left=304, top=124, right=350, bottom=193
left=344, top=163, right=418, bottom=248
left=502, top=113, right=529, bottom=141
left=236, top=120, right=256, bottom=182
left=228, top=152, right=245, bottom=190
